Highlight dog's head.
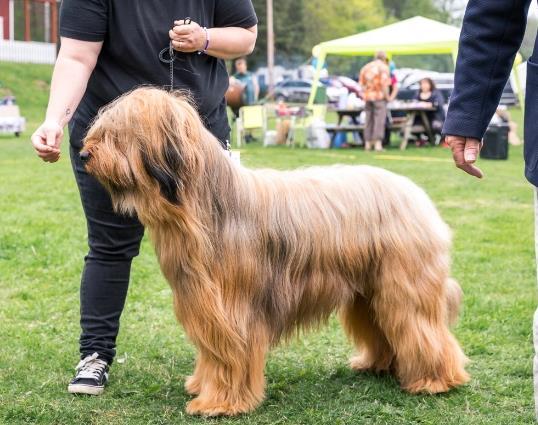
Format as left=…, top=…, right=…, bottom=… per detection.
left=81, top=87, right=204, bottom=215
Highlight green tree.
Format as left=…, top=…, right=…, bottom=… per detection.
left=248, top=0, right=385, bottom=68
left=382, top=0, right=450, bottom=22
left=303, top=0, right=385, bottom=51
left=249, top=0, right=308, bottom=67
left=247, top=0, right=452, bottom=74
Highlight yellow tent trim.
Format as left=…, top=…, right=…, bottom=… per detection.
left=307, top=16, right=524, bottom=110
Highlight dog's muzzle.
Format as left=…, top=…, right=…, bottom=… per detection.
left=79, top=150, right=91, bottom=162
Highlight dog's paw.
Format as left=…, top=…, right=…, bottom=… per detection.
left=349, top=354, right=391, bottom=374
left=349, top=354, right=374, bottom=371
left=402, top=368, right=470, bottom=394
left=186, top=397, right=246, bottom=417
left=184, top=375, right=201, bottom=396
left=403, top=378, right=451, bottom=394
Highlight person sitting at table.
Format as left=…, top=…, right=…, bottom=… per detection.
left=414, top=78, right=446, bottom=145
left=231, top=57, right=259, bottom=143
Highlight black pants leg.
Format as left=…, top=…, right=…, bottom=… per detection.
left=70, top=144, right=145, bottom=364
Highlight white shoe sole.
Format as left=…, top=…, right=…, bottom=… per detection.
left=68, top=384, right=105, bottom=396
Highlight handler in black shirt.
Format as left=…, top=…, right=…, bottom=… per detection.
left=30, top=0, right=257, bottom=396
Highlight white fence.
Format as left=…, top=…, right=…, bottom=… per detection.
left=0, top=40, right=56, bottom=64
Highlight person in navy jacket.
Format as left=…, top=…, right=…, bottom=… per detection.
left=444, top=0, right=532, bottom=179
left=443, top=0, right=537, bottom=417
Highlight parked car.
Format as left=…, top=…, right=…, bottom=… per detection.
left=396, top=70, right=518, bottom=106
left=321, top=76, right=362, bottom=98
left=396, top=72, right=455, bottom=103
left=273, top=79, right=346, bottom=104
left=319, top=78, right=349, bottom=104
left=273, top=79, right=313, bottom=103
left=336, top=76, right=362, bottom=97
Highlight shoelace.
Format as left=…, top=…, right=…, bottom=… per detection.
left=74, top=353, right=108, bottom=380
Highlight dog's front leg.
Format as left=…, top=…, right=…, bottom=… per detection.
left=185, top=322, right=269, bottom=417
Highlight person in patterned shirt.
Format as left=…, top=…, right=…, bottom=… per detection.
left=359, top=51, right=391, bottom=151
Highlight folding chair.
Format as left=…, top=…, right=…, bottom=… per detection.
left=235, top=105, right=266, bottom=148
left=288, top=104, right=327, bottom=147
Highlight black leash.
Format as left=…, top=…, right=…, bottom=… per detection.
left=158, top=18, right=232, bottom=155
left=158, top=17, right=194, bottom=90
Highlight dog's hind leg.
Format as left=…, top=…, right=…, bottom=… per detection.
left=340, top=295, right=394, bottom=373
left=371, top=259, right=469, bottom=394
left=184, top=353, right=205, bottom=396
left=186, top=322, right=269, bottom=417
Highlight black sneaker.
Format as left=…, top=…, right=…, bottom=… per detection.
left=68, top=352, right=109, bottom=395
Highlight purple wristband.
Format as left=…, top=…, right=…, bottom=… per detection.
left=198, top=27, right=210, bottom=55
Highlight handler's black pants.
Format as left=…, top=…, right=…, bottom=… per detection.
left=70, top=144, right=144, bottom=364
left=70, top=129, right=227, bottom=365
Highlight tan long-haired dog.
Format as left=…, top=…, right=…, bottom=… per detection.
left=81, top=87, right=469, bottom=416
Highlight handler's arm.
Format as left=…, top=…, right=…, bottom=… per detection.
left=170, top=22, right=257, bottom=59
left=444, top=0, right=532, bottom=178
left=206, top=26, right=257, bottom=59
left=31, top=38, right=102, bottom=162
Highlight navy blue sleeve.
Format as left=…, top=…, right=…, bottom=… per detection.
left=214, top=0, right=258, bottom=29
left=59, top=0, right=108, bottom=42
left=443, top=0, right=532, bottom=139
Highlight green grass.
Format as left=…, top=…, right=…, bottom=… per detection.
left=0, top=62, right=536, bottom=424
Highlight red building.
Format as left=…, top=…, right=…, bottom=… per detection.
left=0, top=0, right=12, bottom=40
left=0, top=0, right=58, bottom=42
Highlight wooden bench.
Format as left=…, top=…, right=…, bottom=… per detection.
left=325, top=118, right=412, bottom=148
left=325, top=124, right=364, bottom=133
left=325, top=124, right=363, bottom=148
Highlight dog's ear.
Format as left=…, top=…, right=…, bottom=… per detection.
left=141, top=140, right=184, bottom=205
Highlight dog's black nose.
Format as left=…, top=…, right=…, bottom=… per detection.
left=79, top=150, right=90, bottom=162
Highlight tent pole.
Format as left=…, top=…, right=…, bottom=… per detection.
left=267, top=0, right=275, bottom=95
left=308, top=52, right=326, bottom=107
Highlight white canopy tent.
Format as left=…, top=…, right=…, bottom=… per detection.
left=307, top=16, right=524, bottom=108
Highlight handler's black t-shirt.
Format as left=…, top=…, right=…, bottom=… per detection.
left=60, top=0, right=257, bottom=146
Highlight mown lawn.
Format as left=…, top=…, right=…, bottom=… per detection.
left=0, top=62, right=536, bottom=424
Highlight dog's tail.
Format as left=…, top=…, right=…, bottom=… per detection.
left=445, top=278, right=463, bottom=325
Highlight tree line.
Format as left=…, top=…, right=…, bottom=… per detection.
left=247, top=0, right=465, bottom=73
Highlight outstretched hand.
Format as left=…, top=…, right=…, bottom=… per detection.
left=31, top=120, right=63, bottom=163
left=445, top=135, right=483, bottom=179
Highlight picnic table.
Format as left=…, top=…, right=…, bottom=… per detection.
left=331, top=102, right=437, bottom=149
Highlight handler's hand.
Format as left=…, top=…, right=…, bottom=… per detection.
left=169, top=20, right=207, bottom=53
left=445, top=135, right=483, bottom=179
left=31, top=120, right=63, bottom=163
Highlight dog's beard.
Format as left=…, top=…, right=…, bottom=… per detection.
left=86, top=158, right=139, bottom=216
left=104, top=183, right=138, bottom=216
left=113, top=192, right=137, bottom=216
